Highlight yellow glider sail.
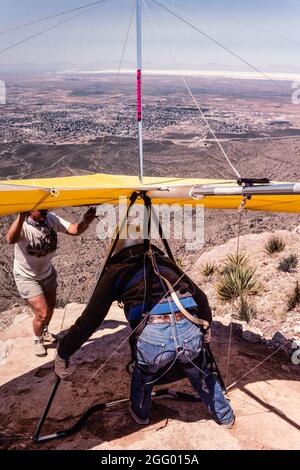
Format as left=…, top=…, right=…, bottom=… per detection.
left=0, top=173, right=300, bottom=216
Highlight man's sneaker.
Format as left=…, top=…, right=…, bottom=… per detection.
left=43, top=331, right=58, bottom=343
left=219, top=414, right=235, bottom=429
left=34, top=339, right=47, bottom=357
left=128, top=402, right=149, bottom=425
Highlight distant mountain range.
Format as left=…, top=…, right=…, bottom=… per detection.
left=1, top=60, right=300, bottom=74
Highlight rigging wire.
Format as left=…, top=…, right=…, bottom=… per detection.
left=143, top=0, right=242, bottom=384
left=170, top=0, right=300, bottom=82
left=8, top=1, right=134, bottom=181
left=0, top=198, right=116, bottom=441
left=117, top=1, right=136, bottom=77
left=216, top=199, right=295, bottom=391
left=224, top=208, right=243, bottom=386
left=178, top=76, right=241, bottom=179
left=0, top=10, right=92, bottom=56
left=94, top=0, right=136, bottom=172
left=151, top=0, right=286, bottom=90
left=135, top=0, right=294, bottom=388
left=226, top=339, right=293, bottom=392
left=0, top=1, right=127, bottom=181
left=76, top=4, right=136, bottom=349
left=49, top=195, right=123, bottom=378
left=0, top=229, right=97, bottom=441
left=20, top=148, right=92, bottom=179
left=218, top=16, right=300, bottom=47
left=0, top=434, right=31, bottom=442
left=169, top=0, right=300, bottom=47
left=49, top=1, right=137, bottom=384
left=143, top=0, right=241, bottom=178
left=222, top=200, right=293, bottom=392
left=0, top=0, right=109, bottom=35
left=0, top=0, right=112, bottom=56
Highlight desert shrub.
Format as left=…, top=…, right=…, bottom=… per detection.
left=287, top=281, right=300, bottom=311
left=277, top=254, right=298, bottom=273
left=201, top=261, right=218, bottom=277
left=238, top=297, right=256, bottom=323
left=265, top=235, right=285, bottom=255
left=217, top=264, right=261, bottom=301
left=220, top=252, right=249, bottom=275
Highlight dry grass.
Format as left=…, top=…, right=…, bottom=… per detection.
left=287, top=281, right=300, bottom=311
left=265, top=235, right=286, bottom=255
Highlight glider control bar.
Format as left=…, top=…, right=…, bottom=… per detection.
left=147, top=181, right=300, bottom=200
left=191, top=182, right=300, bottom=198
left=32, top=377, right=200, bottom=444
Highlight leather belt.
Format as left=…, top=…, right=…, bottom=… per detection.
left=147, top=312, right=185, bottom=324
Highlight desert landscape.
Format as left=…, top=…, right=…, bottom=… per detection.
left=0, top=72, right=299, bottom=450
left=1, top=73, right=300, bottom=311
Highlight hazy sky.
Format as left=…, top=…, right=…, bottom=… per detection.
left=0, top=0, right=299, bottom=71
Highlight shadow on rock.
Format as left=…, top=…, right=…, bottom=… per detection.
left=0, top=318, right=299, bottom=450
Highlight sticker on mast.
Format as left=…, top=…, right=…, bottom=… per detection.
left=137, top=69, right=142, bottom=121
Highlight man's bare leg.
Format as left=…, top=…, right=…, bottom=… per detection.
left=44, top=288, right=57, bottom=328
left=43, top=289, right=58, bottom=342
left=28, top=294, right=49, bottom=337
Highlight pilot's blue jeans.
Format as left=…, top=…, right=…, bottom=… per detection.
left=130, top=318, right=234, bottom=425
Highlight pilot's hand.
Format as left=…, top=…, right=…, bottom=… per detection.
left=83, top=207, right=97, bottom=225
left=19, top=212, right=30, bottom=220
left=55, top=354, right=75, bottom=380
left=203, top=328, right=211, bottom=344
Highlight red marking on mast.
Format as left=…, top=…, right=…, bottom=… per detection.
left=137, top=68, right=142, bottom=121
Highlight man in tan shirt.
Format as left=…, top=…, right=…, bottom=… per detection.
left=6, top=208, right=96, bottom=357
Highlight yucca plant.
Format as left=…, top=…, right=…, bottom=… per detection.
left=217, top=264, right=261, bottom=301
left=278, top=254, right=298, bottom=273
left=265, top=235, right=285, bottom=255
left=226, top=252, right=249, bottom=266
left=201, top=261, right=218, bottom=277
left=287, top=281, right=300, bottom=311
left=220, top=252, right=249, bottom=275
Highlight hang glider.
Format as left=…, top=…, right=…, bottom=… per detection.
left=1, top=2, right=300, bottom=218
left=1, top=173, right=300, bottom=216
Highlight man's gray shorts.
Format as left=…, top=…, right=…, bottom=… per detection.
left=14, top=268, right=58, bottom=299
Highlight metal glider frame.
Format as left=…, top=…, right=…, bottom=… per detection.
left=32, top=191, right=225, bottom=444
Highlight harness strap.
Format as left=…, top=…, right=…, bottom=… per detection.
left=161, top=274, right=209, bottom=329
left=148, top=251, right=209, bottom=329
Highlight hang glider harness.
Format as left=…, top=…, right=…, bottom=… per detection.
left=32, top=191, right=225, bottom=444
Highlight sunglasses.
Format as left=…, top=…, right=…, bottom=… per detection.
left=38, top=210, right=48, bottom=217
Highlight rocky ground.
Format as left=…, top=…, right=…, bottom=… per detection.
left=0, top=304, right=299, bottom=451
left=0, top=228, right=299, bottom=451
